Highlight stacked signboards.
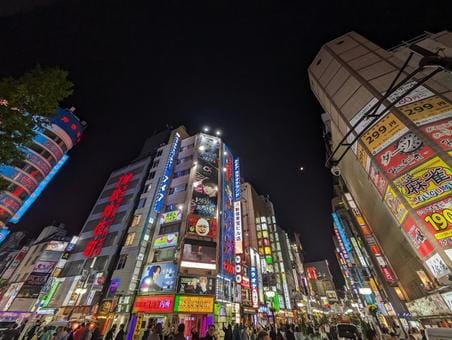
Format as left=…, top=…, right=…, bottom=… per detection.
left=345, top=80, right=452, bottom=281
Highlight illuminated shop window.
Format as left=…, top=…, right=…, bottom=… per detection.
left=279, top=262, right=285, bottom=273
left=267, top=217, right=271, bottom=224
left=257, top=231, right=262, bottom=239
left=262, top=231, right=269, bottom=238
left=256, top=224, right=261, bottom=231
left=258, top=240, right=263, bottom=246
left=255, top=217, right=260, bottom=224
left=125, top=232, right=135, bottom=246
left=265, top=246, right=272, bottom=255
left=263, top=239, right=269, bottom=246
left=272, top=216, right=276, bottom=223
left=131, top=214, right=142, bottom=227
left=265, top=256, right=273, bottom=264
left=260, top=217, right=266, bottom=223
left=258, top=247, right=264, bottom=256
left=261, top=223, right=267, bottom=231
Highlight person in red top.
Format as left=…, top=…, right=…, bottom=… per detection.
left=73, top=323, right=86, bottom=340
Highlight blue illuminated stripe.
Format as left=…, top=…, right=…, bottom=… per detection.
left=0, top=228, right=10, bottom=246
left=9, top=155, right=69, bottom=223
left=332, top=212, right=352, bottom=254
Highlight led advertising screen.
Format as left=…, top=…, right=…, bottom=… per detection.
left=191, top=158, right=218, bottom=218
left=139, top=262, right=177, bottom=293
left=181, top=242, right=216, bottom=270
left=133, top=295, right=175, bottom=313
left=178, top=276, right=216, bottom=295
left=153, top=233, right=178, bottom=249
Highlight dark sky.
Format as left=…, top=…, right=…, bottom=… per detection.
left=0, top=1, right=450, bottom=286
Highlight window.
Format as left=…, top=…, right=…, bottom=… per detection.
left=156, top=149, right=163, bottom=157
left=164, top=204, right=176, bottom=212
left=169, top=184, right=187, bottom=195
left=28, top=143, right=56, bottom=165
left=137, top=198, right=146, bottom=209
left=116, top=254, right=128, bottom=270
left=148, top=171, right=156, bottom=180
left=159, top=224, right=180, bottom=234
left=176, top=155, right=193, bottom=165
left=131, top=214, right=142, bottom=226
left=180, top=144, right=194, bottom=152
left=152, top=160, right=160, bottom=168
left=125, top=232, right=135, bottom=246
left=42, top=128, right=68, bottom=152
left=143, top=183, right=152, bottom=193
left=173, top=169, right=190, bottom=178
left=154, top=247, right=176, bottom=262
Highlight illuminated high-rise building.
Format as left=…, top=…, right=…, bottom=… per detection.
left=310, top=31, right=452, bottom=324
left=0, top=108, right=86, bottom=226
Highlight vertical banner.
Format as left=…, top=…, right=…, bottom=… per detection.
left=221, top=145, right=235, bottom=277
left=233, top=158, right=243, bottom=255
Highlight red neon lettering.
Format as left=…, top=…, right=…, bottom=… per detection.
left=61, top=116, right=70, bottom=123
left=83, top=173, right=134, bottom=258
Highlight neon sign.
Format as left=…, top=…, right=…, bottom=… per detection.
left=83, top=172, right=134, bottom=257
left=233, top=158, right=240, bottom=201
left=10, top=155, right=69, bottom=223
left=332, top=212, right=352, bottom=254
left=250, top=266, right=258, bottom=308
left=133, top=295, right=174, bottom=313
left=153, top=133, right=181, bottom=214
left=221, top=145, right=235, bottom=277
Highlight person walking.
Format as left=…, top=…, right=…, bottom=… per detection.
left=223, top=325, right=233, bottom=340
left=115, top=325, right=125, bottom=340
left=105, top=325, right=117, bottom=340
left=175, top=324, right=185, bottom=340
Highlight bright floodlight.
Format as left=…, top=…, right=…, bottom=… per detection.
left=177, top=204, right=184, bottom=210
left=300, top=166, right=304, bottom=171
left=215, top=130, right=221, bottom=136
left=203, top=126, right=210, bottom=133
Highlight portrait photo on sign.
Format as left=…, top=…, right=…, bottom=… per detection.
left=139, top=262, right=177, bottom=293
left=178, top=276, right=216, bottom=295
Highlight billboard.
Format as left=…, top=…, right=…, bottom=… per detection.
left=402, top=216, right=434, bottom=258
left=160, top=210, right=182, bottom=224
left=416, top=197, right=452, bottom=248
left=173, top=295, right=214, bottom=313
left=139, top=262, right=177, bottom=293
left=420, top=119, right=452, bottom=152
left=178, top=276, right=216, bottom=295
left=33, top=261, right=56, bottom=274
left=398, top=95, right=452, bottom=126
left=153, top=233, right=178, bottom=249
left=384, top=185, right=408, bottom=224
left=369, top=161, right=388, bottom=198
left=46, top=241, right=68, bottom=252
left=181, top=242, right=216, bottom=270
left=387, top=81, right=434, bottom=107
left=187, top=215, right=216, bottom=238
left=425, top=253, right=450, bottom=279
left=360, top=113, right=408, bottom=155
left=191, top=157, right=218, bottom=218
left=221, top=145, right=235, bottom=277
left=133, top=295, right=174, bottom=313
left=393, top=157, right=451, bottom=209
left=375, top=132, right=434, bottom=179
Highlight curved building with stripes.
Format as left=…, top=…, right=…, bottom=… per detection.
left=0, top=107, right=86, bottom=227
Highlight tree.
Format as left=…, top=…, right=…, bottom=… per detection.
left=0, top=66, right=73, bottom=188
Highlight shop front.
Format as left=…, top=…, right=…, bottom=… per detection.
left=174, top=295, right=215, bottom=338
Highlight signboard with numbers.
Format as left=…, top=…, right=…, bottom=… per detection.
left=393, top=157, right=452, bottom=209
left=375, top=132, right=434, bottom=179
left=402, top=216, right=434, bottom=258
left=357, top=142, right=371, bottom=174
left=420, top=118, right=452, bottom=152
left=384, top=185, right=408, bottom=224
left=416, top=197, right=452, bottom=248
left=398, top=96, right=452, bottom=126
left=387, top=81, right=434, bottom=107
left=361, top=113, right=408, bottom=155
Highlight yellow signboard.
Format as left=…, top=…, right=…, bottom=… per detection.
left=394, top=157, right=452, bottom=209
left=399, top=96, right=452, bottom=126
left=357, top=142, right=370, bottom=173
left=361, top=113, right=407, bottom=155
left=384, top=185, right=408, bottom=224
left=174, top=295, right=214, bottom=314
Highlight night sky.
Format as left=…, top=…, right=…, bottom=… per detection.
left=0, top=1, right=450, bottom=286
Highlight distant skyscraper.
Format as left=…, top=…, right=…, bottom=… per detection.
left=0, top=108, right=86, bottom=226
left=310, top=31, right=452, bottom=322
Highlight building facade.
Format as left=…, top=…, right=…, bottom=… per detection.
left=0, top=108, right=86, bottom=227
left=309, top=31, right=452, bottom=324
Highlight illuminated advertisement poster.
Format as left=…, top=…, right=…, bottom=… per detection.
left=387, top=81, right=434, bottom=107
left=0, top=283, right=23, bottom=311
left=425, top=253, right=450, bottom=278
left=421, top=118, right=452, bottom=152
left=416, top=197, right=452, bottom=248
left=384, top=185, right=408, bottom=224
left=178, top=276, right=216, bottom=295
left=160, top=210, right=182, bottom=224
left=360, top=113, right=408, bottom=155
left=441, top=291, right=452, bottom=312
left=357, top=143, right=371, bottom=174
left=83, top=172, right=134, bottom=257
left=154, top=133, right=181, bottom=214
left=174, top=295, right=214, bottom=313
left=46, top=241, right=68, bottom=252
left=398, top=95, right=452, bottom=126
left=393, top=157, right=451, bottom=209
left=187, top=215, right=216, bottom=238
left=107, top=279, right=120, bottom=298
left=402, top=216, right=434, bottom=258
left=221, top=145, right=235, bottom=277
left=332, top=212, right=352, bottom=254
left=375, top=132, right=434, bottom=179
left=10, top=155, right=69, bottom=223
left=233, top=158, right=243, bottom=255
left=181, top=242, right=216, bottom=270
left=369, top=161, right=388, bottom=198
left=250, top=267, right=258, bottom=308
left=0, top=165, right=37, bottom=192
left=25, top=273, right=50, bottom=286
left=133, top=295, right=174, bottom=313
left=17, top=284, right=42, bottom=298
left=153, top=233, right=178, bottom=249
left=0, top=228, right=10, bottom=245
left=33, top=261, right=56, bottom=274
left=139, top=262, right=177, bottom=293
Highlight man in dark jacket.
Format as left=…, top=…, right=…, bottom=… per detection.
left=115, top=324, right=125, bottom=340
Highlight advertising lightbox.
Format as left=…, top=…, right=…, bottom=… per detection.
left=139, top=262, right=177, bottom=293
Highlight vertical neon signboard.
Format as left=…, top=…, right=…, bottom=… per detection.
left=233, top=158, right=243, bottom=255
left=10, top=155, right=69, bottom=223
left=153, top=133, right=181, bottom=214
left=221, top=145, right=235, bottom=277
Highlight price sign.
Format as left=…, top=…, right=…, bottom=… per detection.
left=361, top=113, right=408, bottom=155
left=416, top=197, right=452, bottom=247
left=399, top=96, right=452, bottom=126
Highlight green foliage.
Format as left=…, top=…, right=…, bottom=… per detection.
left=0, top=65, right=73, bottom=169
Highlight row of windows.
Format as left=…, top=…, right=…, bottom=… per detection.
left=11, top=160, right=45, bottom=182
left=28, top=143, right=57, bottom=166
left=168, top=184, right=187, bottom=195
left=148, top=171, right=156, bottom=181
left=7, top=182, right=30, bottom=200
left=60, top=256, right=109, bottom=277
left=173, top=169, right=190, bottom=178
left=179, top=144, right=194, bottom=153
left=42, top=128, right=69, bottom=153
